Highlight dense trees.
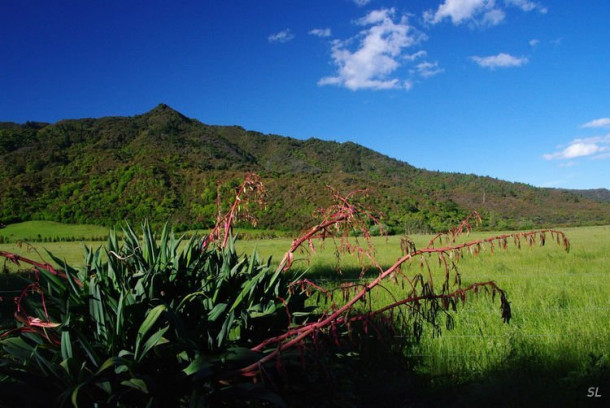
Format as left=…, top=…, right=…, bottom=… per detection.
left=1, top=104, right=609, bottom=231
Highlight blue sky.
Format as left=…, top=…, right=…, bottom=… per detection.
left=1, top=0, right=609, bottom=189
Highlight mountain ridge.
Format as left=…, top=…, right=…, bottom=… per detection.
left=1, top=104, right=609, bottom=231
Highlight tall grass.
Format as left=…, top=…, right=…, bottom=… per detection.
left=410, top=226, right=609, bottom=375
left=239, top=226, right=610, bottom=404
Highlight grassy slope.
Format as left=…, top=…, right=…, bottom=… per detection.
left=1, top=226, right=608, bottom=405
left=0, top=220, right=109, bottom=242
left=0, top=220, right=291, bottom=243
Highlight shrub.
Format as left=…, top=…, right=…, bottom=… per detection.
left=0, top=222, right=311, bottom=406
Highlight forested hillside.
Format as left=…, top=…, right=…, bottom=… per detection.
left=1, top=104, right=609, bottom=232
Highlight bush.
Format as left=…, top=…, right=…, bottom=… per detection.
left=0, top=222, right=310, bottom=406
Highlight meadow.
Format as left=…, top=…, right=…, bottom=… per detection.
left=240, top=226, right=610, bottom=405
left=1, top=222, right=609, bottom=406
left=0, top=220, right=110, bottom=244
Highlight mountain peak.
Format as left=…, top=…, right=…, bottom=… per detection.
left=151, top=103, right=174, bottom=112
left=143, top=103, right=190, bottom=123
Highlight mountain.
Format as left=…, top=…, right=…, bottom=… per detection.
left=1, top=104, right=609, bottom=232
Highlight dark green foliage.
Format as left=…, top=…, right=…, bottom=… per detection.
left=564, top=188, right=610, bottom=203
left=1, top=104, right=609, bottom=231
left=0, top=222, right=310, bottom=407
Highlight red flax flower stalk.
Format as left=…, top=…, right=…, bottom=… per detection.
left=426, top=210, right=482, bottom=248
left=275, top=187, right=380, bottom=274
left=239, top=196, right=570, bottom=378
left=0, top=251, right=66, bottom=341
left=201, top=173, right=266, bottom=250
left=0, top=250, right=70, bottom=281
left=0, top=248, right=83, bottom=288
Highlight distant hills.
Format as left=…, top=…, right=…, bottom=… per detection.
left=1, top=104, right=609, bottom=232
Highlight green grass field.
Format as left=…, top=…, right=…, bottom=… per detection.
left=0, top=220, right=290, bottom=244
left=1, top=223, right=609, bottom=405
left=237, top=227, right=610, bottom=405
left=0, top=220, right=109, bottom=243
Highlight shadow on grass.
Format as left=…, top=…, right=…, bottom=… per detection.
left=273, top=339, right=609, bottom=407
left=414, top=353, right=610, bottom=408
left=280, top=266, right=610, bottom=407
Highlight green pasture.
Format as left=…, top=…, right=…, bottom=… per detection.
left=1, top=224, right=609, bottom=405
left=0, top=220, right=109, bottom=243
left=0, top=220, right=289, bottom=244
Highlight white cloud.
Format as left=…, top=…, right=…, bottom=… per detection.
left=424, top=0, right=506, bottom=26
left=574, top=134, right=610, bottom=144
left=543, top=135, right=610, bottom=160
left=543, top=143, right=602, bottom=160
left=424, top=0, right=546, bottom=26
left=483, top=8, right=506, bottom=25
left=470, top=52, right=528, bottom=68
left=318, top=8, right=425, bottom=91
left=529, top=38, right=540, bottom=47
left=404, top=50, right=427, bottom=61
left=268, top=29, right=295, bottom=43
left=414, top=61, right=444, bottom=78
left=504, top=0, right=547, bottom=14
left=581, top=118, right=610, bottom=129
left=309, top=28, right=332, bottom=38
left=353, top=0, right=372, bottom=6
left=505, top=0, right=535, bottom=11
